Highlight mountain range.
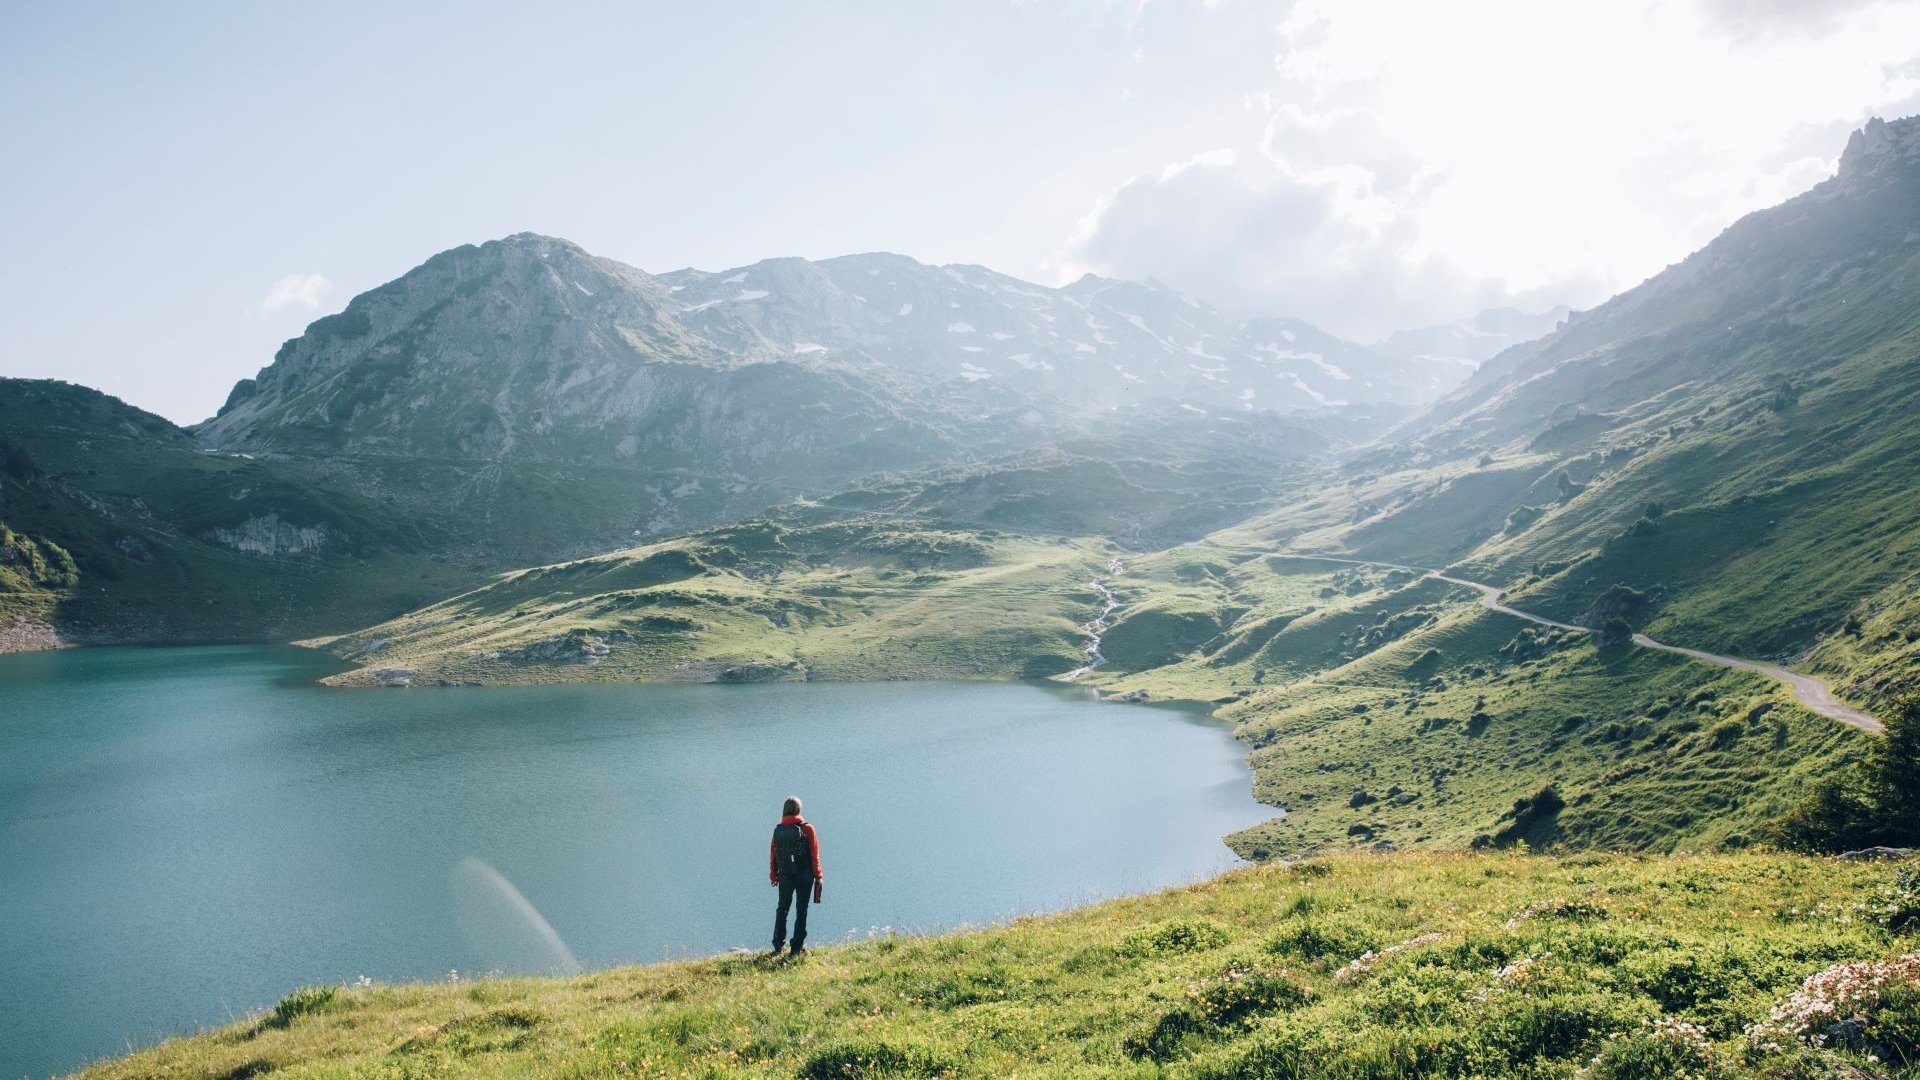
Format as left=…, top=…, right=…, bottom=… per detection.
left=2, top=237, right=1482, bottom=644
left=6, top=115, right=1920, bottom=860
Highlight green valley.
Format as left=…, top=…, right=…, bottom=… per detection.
left=17, top=10, right=1920, bottom=1080
left=148, top=117, right=1920, bottom=873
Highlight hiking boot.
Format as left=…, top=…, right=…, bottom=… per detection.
left=789, top=945, right=806, bottom=957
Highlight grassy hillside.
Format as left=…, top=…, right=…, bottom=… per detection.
left=1062, top=549, right=1870, bottom=859
left=72, top=851, right=1920, bottom=1079
left=1217, top=123, right=1920, bottom=722
left=0, top=378, right=484, bottom=644
left=315, top=518, right=1113, bottom=686
left=0, top=521, right=78, bottom=618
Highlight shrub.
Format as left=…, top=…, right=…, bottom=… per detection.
left=1493, top=784, right=1566, bottom=848
left=1267, top=918, right=1377, bottom=962
left=1773, top=775, right=1876, bottom=852
left=1776, top=692, right=1920, bottom=852
left=798, top=1039, right=958, bottom=1079
left=1704, top=719, right=1743, bottom=749
left=1622, top=950, right=1738, bottom=1013
left=267, top=985, right=340, bottom=1028
left=1120, top=919, right=1231, bottom=958
left=1748, top=951, right=1920, bottom=1065
left=1483, top=991, right=1637, bottom=1064
left=1870, top=867, right=1920, bottom=933
left=1590, top=1017, right=1726, bottom=1079
left=1127, top=965, right=1313, bottom=1059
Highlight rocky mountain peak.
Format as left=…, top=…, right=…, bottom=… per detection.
left=1837, top=114, right=1920, bottom=184
left=493, top=231, right=586, bottom=255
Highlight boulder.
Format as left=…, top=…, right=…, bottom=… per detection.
left=370, top=667, right=415, bottom=687
left=1836, top=846, right=1915, bottom=861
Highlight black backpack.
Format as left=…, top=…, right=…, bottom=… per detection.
left=774, top=822, right=812, bottom=876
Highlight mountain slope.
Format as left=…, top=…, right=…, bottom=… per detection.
left=198, top=236, right=982, bottom=562
left=661, top=253, right=1450, bottom=413
left=198, top=235, right=1443, bottom=562
left=1374, top=304, right=1571, bottom=370
left=0, top=379, right=481, bottom=645
left=1228, top=116, right=1920, bottom=715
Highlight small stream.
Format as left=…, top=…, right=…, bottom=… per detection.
left=1056, top=558, right=1125, bottom=682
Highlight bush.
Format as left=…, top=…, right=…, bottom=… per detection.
left=1774, top=775, right=1876, bottom=852
left=1590, top=1018, right=1727, bottom=1079
left=1776, top=692, right=1920, bottom=852
left=1749, top=952, right=1920, bottom=1067
left=1493, top=784, right=1566, bottom=848
left=1127, top=966, right=1313, bottom=1059
left=797, top=1039, right=958, bottom=1079
left=1483, top=991, right=1636, bottom=1065
left=267, top=985, right=340, bottom=1028
left=1623, top=950, right=1738, bottom=1013
left=1267, top=919, right=1377, bottom=962
left=1120, top=919, right=1231, bottom=958
left=1871, top=867, right=1920, bottom=933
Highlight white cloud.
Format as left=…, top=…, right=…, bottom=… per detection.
left=1061, top=0, right=1920, bottom=338
left=256, top=273, right=334, bottom=317
left=1063, top=149, right=1586, bottom=340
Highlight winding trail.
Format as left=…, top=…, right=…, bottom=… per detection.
left=1298, top=555, right=1883, bottom=734
left=1056, top=558, right=1125, bottom=683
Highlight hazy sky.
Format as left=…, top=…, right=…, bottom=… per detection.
left=4, top=0, right=1919, bottom=425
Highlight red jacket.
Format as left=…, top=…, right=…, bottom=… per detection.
left=769, top=815, right=822, bottom=882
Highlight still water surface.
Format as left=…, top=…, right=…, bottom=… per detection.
left=0, top=645, right=1269, bottom=1078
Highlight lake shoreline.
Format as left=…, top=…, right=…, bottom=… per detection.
left=0, top=648, right=1270, bottom=1080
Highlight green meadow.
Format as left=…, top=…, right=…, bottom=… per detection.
left=72, top=851, right=1920, bottom=1079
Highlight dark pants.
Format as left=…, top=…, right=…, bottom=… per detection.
left=774, top=874, right=812, bottom=951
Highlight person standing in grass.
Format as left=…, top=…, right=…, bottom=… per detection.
left=770, top=796, right=823, bottom=955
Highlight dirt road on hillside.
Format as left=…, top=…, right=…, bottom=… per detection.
left=1299, top=556, right=1883, bottom=734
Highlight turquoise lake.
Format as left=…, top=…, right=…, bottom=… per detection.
left=0, top=644, right=1270, bottom=1079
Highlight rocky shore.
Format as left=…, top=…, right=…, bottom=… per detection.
left=0, top=615, right=66, bottom=654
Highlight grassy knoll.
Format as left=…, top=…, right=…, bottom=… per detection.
left=317, top=520, right=1113, bottom=686
left=72, top=851, right=1920, bottom=1079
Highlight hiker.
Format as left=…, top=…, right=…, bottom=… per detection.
left=769, top=795, right=823, bottom=955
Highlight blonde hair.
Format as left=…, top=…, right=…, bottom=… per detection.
left=782, top=796, right=802, bottom=816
